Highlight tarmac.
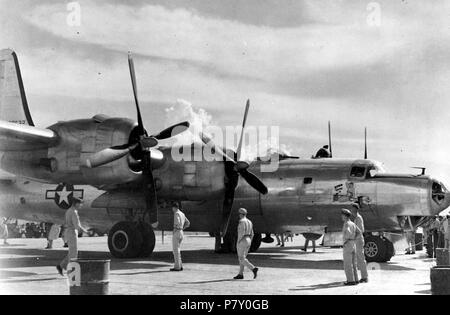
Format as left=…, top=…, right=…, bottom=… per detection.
left=0, top=233, right=437, bottom=295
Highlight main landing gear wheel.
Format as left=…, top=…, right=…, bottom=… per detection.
left=364, top=235, right=395, bottom=263
left=108, top=221, right=143, bottom=259
left=138, top=222, right=156, bottom=258
left=250, top=233, right=262, bottom=252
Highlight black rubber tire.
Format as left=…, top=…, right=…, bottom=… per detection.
left=250, top=233, right=262, bottom=252
left=108, top=221, right=143, bottom=259
left=138, top=222, right=156, bottom=258
left=384, top=238, right=395, bottom=262
left=364, top=235, right=387, bottom=263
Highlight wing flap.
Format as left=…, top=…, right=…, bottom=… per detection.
left=0, top=120, right=58, bottom=151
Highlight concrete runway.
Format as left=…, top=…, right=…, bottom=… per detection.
left=0, top=233, right=436, bottom=295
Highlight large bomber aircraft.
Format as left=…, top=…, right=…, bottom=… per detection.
left=1, top=49, right=449, bottom=263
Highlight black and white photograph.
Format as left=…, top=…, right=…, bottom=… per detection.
left=0, top=0, right=450, bottom=300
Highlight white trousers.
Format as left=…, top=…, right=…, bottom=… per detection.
left=60, top=229, right=78, bottom=270
left=355, top=238, right=368, bottom=279
left=172, top=230, right=184, bottom=269
left=343, top=241, right=358, bottom=282
left=237, top=237, right=255, bottom=275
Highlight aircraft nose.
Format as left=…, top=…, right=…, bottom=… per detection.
left=430, top=180, right=450, bottom=215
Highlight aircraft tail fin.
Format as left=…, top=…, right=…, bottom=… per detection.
left=0, top=49, right=34, bottom=126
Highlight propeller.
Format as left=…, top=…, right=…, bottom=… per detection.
left=84, top=54, right=190, bottom=170
left=199, top=99, right=268, bottom=239
left=86, top=52, right=190, bottom=225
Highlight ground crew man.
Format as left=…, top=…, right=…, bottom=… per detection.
left=431, top=216, right=441, bottom=256
left=341, top=208, right=360, bottom=286
left=351, top=203, right=368, bottom=283
left=0, top=218, right=9, bottom=246
left=57, top=197, right=88, bottom=276
left=314, top=145, right=331, bottom=159
left=302, top=233, right=317, bottom=253
left=442, top=215, right=449, bottom=249
left=46, top=224, right=61, bottom=249
left=234, top=208, right=259, bottom=280
left=171, top=201, right=190, bottom=271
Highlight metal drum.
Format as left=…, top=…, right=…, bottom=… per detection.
left=430, top=266, right=450, bottom=295
left=68, top=259, right=110, bottom=295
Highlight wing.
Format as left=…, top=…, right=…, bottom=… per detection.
left=0, top=120, right=58, bottom=151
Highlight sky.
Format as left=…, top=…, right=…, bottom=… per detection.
left=1, top=0, right=450, bottom=187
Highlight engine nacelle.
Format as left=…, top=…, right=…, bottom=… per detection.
left=1, top=116, right=143, bottom=187
left=154, top=145, right=226, bottom=201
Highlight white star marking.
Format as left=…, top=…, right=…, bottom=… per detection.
left=56, top=186, right=72, bottom=205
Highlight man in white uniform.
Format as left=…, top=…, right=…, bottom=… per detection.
left=46, top=224, right=61, bottom=249
left=171, top=202, right=190, bottom=271
left=57, top=198, right=88, bottom=276
left=234, top=208, right=259, bottom=280
left=351, top=203, right=368, bottom=283
left=443, top=215, right=450, bottom=249
left=342, top=208, right=360, bottom=286
left=0, top=218, right=9, bottom=246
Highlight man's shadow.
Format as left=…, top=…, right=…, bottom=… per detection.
left=289, top=281, right=344, bottom=291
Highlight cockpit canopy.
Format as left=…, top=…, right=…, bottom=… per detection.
left=349, top=161, right=386, bottom=179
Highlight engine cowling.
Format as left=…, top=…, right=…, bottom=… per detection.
left=1, top=116, right=144, bottom=187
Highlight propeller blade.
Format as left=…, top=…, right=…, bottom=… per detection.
left=140, top=136, right=158, bottom=149
left=152, top=121, right=190, bottom=140
left=236, top=161, right=250, bottom=171
left=86, top=144, right=138, bottom=168
left=199, top=132, right=236, bottom=163
left=128, top=52, right=144, bottom=135
left=221, top=197, right=234, bottom=238
left=142, top=150, right=158, bottom=225
left=239, top=169, right=268, bottom=195
left=328, top=121, right=333, bottom=158
left=236, top=99, right=250, bottom=161
left=364, top=127, right=367, bottom=159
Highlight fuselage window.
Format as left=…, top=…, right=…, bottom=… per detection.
left=304, top=177, right=313, bottom=184
left=350, top=166, right=366, bottom=178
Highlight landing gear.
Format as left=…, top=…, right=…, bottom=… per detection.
left=138, top=222, right=156, bottom=258
left=250, top=233, right=262, bottom=252
left=107, top=221, right=156, bottom=258
left=222, top=232, right=237, bottom=253
left=364, top=235, right=395, bottom=263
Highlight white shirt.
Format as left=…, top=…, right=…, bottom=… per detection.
left=238, top=217, right=254, bottom=242
left=354, top=214, right=365, bottom=239
left=343, top=220, right=359, bottom=244
left=173, top=210, right=188, bottom=231
left=65, top=208, right=83, bottom=231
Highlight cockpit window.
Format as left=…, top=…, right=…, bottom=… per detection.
left=432, top=181, right=446, bottom=204
left=350, top=166, right=366, bottom=178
